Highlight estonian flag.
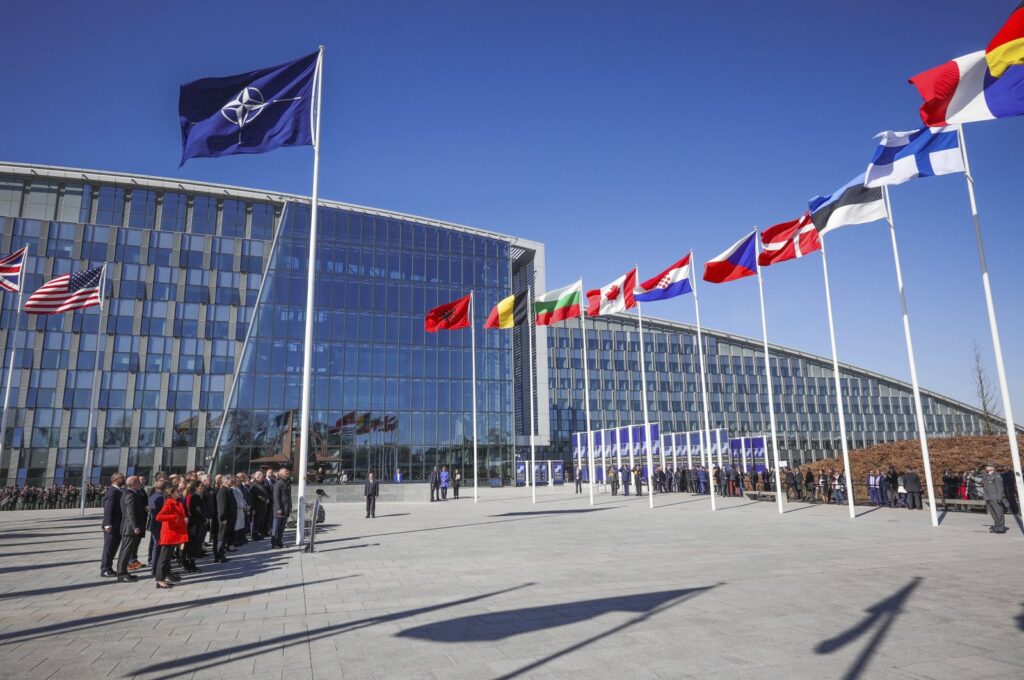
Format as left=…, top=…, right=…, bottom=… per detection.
left=808, top=173, right=886, bottom=237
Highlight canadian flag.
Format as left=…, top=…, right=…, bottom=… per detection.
left=587, top=268, right=637, bottom=317
left=758, top=212, right=820, bottom=267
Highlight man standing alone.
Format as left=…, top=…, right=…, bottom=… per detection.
left=428, top=466, right=440, bottom=502
left=271, top=467, right=292, bottom=548
left=902, top=467, right=922, bottom=510
left=364, top=471, right=379, bottom=519
left=978, top=463, right=1007, bottom=534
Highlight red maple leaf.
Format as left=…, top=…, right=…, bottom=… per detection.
left=605, top=284, right=620, bottom=301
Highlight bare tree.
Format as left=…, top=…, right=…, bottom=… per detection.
left=971, top=340, right=998, bottom=435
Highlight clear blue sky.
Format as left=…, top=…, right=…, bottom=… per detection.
left=2, top=0, right=1022, bottom=415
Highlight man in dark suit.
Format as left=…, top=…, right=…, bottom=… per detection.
left=250, top=470, right=270, bottom=540
left=364, top=472, right=379, bottom=519
left=271, top=467, right=292, bottom=548
left=428, top=466, right=440, bottom=502
left=261, top=471, right=275, bottom=537
left=902, top=467, right=922, bottom=510
left=116, top=476, right=146, bottom=581
left=979, top=463, right=1007, bottom=533
left=215, top=477, right=236, bottom=561
left=100, top=473, right=125, bottom=577
left=147, top=481, right=166, bottom=575
left=574, top=467, right=583, bottom=494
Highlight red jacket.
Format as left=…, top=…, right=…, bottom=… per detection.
left=155, top=497, right=188, bottom=545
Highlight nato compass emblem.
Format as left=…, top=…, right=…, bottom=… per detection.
left=221, top=87, right=266, bottom=128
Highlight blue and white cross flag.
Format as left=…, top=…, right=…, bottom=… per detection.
left=179, top=50, right=320, bottom=166
left=864, top=125, right=964, bottom=188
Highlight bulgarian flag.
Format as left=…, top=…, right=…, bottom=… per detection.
left=535, top=280, right=582, bottom=326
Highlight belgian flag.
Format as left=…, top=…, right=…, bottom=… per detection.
left=483, top=291, right=529, bottom=330
left=987, top=3, right=1024, bottom=78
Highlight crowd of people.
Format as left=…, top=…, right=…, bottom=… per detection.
left=0, top=483, right=110, bottom=511
left=99, top=467, right=294, bottom=587
left=579, top=460, right=1018, bottom=532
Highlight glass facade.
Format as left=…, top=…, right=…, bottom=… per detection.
left=542, top=314, right=995, bottom=466
left=0, top=163, right=1006, bottom=488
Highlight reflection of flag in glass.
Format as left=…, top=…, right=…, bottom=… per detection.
left=355, top=412, right=372, bottom=434
left=384, top=414, right=398, bottom=431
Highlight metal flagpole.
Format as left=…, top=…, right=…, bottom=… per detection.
left=578, top=279, right=595, bottom=506
left=471, top=291, right=479, bottom=503
left=296, top=46, right=324, bottom=544
left=753, top=232, right=784, bottom=514
left=527, top=286, right=537, bottom=504
left=819, top=238, right=856, bottom=519
left=0, top=246, right=27, bottom=482
left=690, top=254, right=715, bottom=511
left=636, top=287, right=655, bottom=509
left=81, top=265, right=108, bottom=516
left=882, top=186, right=939, bottom=527
left=957, top=126, right=1024, bottom=515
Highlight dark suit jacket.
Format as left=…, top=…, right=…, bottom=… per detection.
left=250, top=481, right=270, bottom=509
left=902, top=472, right=922, bottom=493
left=272, top=479, right=292, bottom=517
left=147, top=491, right=165, bottom=539
left=216, top=486, right=237, bottom=526
left=102, top=486, right=123, bottom=531
left=364, top=480, right=379, bottom=497
left=121, top=488, right=147, bottom=537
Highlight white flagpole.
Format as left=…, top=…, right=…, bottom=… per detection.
left=81, top=265, right=108, bottom=516
left=0, top=246, right=27, bottom=482
left=635, top=279, right=655, bottom=510
left=527, top=287, right=537, bottom=504
left=578, top=279, right=595, bottom=506
left=882, top=186, right=939, bottom=527
left=754, top=232, right=784, bottom=514
left=471, top=291, right=479, bottom=503
left=296, top=46, right=324, bottom=545
left=957, top=126, right=1024, bottom=514
left=690, top=254, right=716, bottom=511
left=819, top=237, right=856, bottom=519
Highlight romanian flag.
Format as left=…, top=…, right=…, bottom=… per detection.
left=987, top=3, right=1024, bottom=78
left=484, top=292, right=529, bottom=329
left=425, top=293, right=471, bottom=332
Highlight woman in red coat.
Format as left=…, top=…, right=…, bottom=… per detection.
left=154, top=485, right=189, bottom=589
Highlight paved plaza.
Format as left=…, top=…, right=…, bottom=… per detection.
left=0, top=486, right=1022, bottom=680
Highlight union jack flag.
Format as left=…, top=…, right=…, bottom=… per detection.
left=0, top=247, right=27, bottom=293
left=24, top=265, right=105, bottom=315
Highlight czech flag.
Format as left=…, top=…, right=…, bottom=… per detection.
left=703, top=232, right=757, bottom=284
left=987, top=2, right=1024, bottom=78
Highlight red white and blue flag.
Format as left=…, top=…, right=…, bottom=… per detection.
left=909, top=50, right=1024, bottom=127
left=24, top=265, right=105, bottom=315
left=703, top=232, right=758, bottom=284
left=758, top=213, right=820, bottom=267
left=634, top=254, right=694, bottom=302
left=0, top=247, right=27, bottom=293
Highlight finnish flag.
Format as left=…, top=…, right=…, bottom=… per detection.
left=864, top=125, right=964, bottom=188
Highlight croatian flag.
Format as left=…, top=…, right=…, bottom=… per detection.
left=703, top=232, right=757, bottom=284
left=864, top=126, right=964, bottom=188
left=634, top=254, right=693, bottom=303
left=909, top=50, right=1024, bottom=127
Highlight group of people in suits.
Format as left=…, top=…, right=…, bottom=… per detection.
left=426, top=466, right=460, bottom=502
left=100, top=467, right=293, bottom=588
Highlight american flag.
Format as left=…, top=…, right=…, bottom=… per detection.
left=0, top=247, right=27, bottom=293
left=24, top=265, right=105, bottom=315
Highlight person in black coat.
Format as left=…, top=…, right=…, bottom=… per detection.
left=364, top=472, right=379, bottom=518
left=250, top=471, right=270, bottom=540
left=147, top=483, right=166, bottom=575
left=116, top=476, right=146, bottom=581
left=100, top=474, right=125, bottom=577
left=261, top=472, right=275, bottom=537
left=902, top=467, right=923, bottom=510
left=215, top=477, right=236, bottom=562
left=271, top=468, right=292, bottom=548
left=428, top=466, right=440, bottom=502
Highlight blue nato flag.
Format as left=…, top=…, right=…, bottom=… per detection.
left=178, top=50, right=319, bottom=166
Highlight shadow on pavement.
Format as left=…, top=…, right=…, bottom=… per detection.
left=855, top=507, right=882, bottom=518
left=316, top=542, right=380, bottom=554
left=815, top=576, right=922, bottom=680
left=715, top=501, right=760, bottom=511
left=0, top=558, right=96, bottom=575
left=489, top=508, right=613, bottom=517
left=370, top=513, right=410, bottom=518
left=1016, top=603, right=1024, bottom=631
left=783, top=504, right=818, bottom=514
left=0, top=577, right=354, bottom=645
left=130, top=582, right=537, bottom=680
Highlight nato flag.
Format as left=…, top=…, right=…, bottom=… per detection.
left=179, top=50, right=319, bottom=166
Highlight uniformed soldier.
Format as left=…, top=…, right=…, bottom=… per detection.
left=976, top=463, right=1007, bottom=534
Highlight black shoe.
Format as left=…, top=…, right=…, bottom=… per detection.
left=214, top=556, right=228, bottom=563
left=167, top=574, right=182, bottom=583
left=117, top=574, right=138, bottom=582
left=101, top=569, right=117, bottom=578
